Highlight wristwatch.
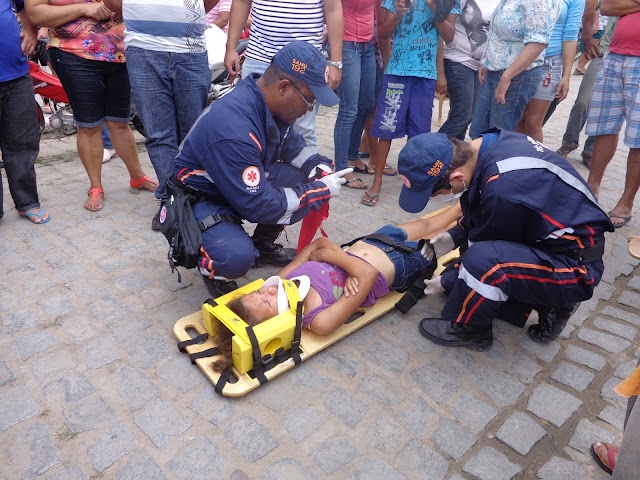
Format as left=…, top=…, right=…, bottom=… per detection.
left=327, top=60, right=343, bottom=69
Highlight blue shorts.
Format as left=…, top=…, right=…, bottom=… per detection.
left=532, top=54, right=563, bottom=102
left=371, top=75, right=436, bottom=140
left=361, top=225, right=429, bottom=290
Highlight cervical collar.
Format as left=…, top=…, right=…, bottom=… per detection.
left=262, top=275, right=310, bottom=314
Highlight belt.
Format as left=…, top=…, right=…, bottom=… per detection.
left=566, top=242, right=605, bottom=264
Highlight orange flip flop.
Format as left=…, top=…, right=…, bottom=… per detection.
left=130, top=175, right=158, bottom=192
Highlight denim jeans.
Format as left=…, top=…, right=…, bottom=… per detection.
left=0, top=74, right=41, bottom=218
left=439, top=59, right=481, bottom=140
left=243, top=57, right=319, bottom=151
left=332, top=41, right=376, bottom=170
left=102, top=124, right=112, bottom=149
left=562, top=56, right=603, bottom=155
left=126, top=47, right=209, bottom=200
left=469, top=66, right=542, bottom=138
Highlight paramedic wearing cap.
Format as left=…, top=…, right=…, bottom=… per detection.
left=172, top=41, right=349, bottom=296
left=397, top=129, right=614, bottom=350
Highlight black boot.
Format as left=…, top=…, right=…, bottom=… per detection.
left=202, top=276, right=239, bottom=299
left=527, top=304, right=579, bottom=344
left=252, top=224, right=296, bottom=267
left=419, top=318, right=493, bottom=351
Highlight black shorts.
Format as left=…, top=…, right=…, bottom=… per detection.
left=49, top=48, right=130, bottom=127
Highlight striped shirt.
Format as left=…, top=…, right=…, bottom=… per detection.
left=246, top=0, right=325, bottom=64
left=123, top=0, right=207, bottom=53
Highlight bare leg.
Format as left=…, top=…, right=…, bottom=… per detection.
left=587, top=134, right=619, bottom=199
left=76, top=124, right=105, bottom=210
left=517, top=99, right=551, bottom=143
left=365, top=138, right=391, bottom=200
left=105, top=120, right=155, bottom=189
left=609, top=148, right=640, bottom=224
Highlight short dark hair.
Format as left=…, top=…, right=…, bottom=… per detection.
left=430, top=137, right=474, bottom=195
left=262, top=63, right=303, bottom=89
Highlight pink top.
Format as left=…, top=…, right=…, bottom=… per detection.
left=206, top=0, right=233, bottom=34
left=343, top=0, right=376, bottom=43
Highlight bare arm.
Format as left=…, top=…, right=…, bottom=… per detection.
left=17, top=9, right=38, bottom=56
left=204, top=0, right=219, bottom=13
left=581, top=0, right=600, bottom=58
left=378, top=0, right=408, bottom=39
left=324, top=0, right=343, bottom=89
left=601, top=0, right=640, bottom=15
left=102, top=0, right=122, bottom=18
left=555, top=40, right=577, bottom=102
left=224, top=0, right=251, bottom=76
left=494, top=42, right=547, bottom=104
left=276, top=237, right=341, bottom=278
left=25, top=0, right=111, bottom=27
left=213, top=11, right=230, bottom=29
left=436, top=37, right=447, bottom=95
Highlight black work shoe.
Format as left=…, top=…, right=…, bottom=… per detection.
left=202, top=277, right=239, bottom=299
left=151, top=210, right=161, bottom=231
left=419, top=318, right=493, bottom=351
left=527, top=304, right=579, bottom=344
left=253, top=240, right=296, bottom=267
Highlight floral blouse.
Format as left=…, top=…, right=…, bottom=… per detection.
left=483, top=0, right=561, bottom=71
left=48, top=0, right=125, bottom=63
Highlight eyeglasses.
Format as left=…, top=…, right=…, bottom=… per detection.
left=291, top=81, right=317, bottom=109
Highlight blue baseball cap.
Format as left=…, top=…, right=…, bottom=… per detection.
left=398, top=133, right=453, bottom=213
left=272, top=41, right=339, bottom=107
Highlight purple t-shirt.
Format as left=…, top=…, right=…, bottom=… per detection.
left=286, top=254, right=390, bottom=329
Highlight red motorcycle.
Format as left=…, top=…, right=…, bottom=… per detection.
left=29, top=60, right=77, bottom=135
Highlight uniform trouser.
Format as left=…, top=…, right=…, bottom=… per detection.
left=613, top=357, right=640, bottom=479
left=439, top=241, right=603, bottom=327
left=192, top=163, right=307, bottom=279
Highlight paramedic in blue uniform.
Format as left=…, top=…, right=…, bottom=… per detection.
left=173, top=41, right=351, bottom=296
left=397, top=129, right=614, bottom=351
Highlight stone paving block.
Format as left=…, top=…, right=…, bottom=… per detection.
left=7, top=422, right=59, bottom=480
left=527, top=383, right=582, bottom=427
left=43, top=374, right=95, bottom=405
left=0, top=361, right=15, bottom=386
left=323, top=388, right=368, bottom=429
left=31, top=350, right=76, bottom=381
left=594, top=317, right=637, bottom=340
left=431, top=418, right=477, bottom=460
left=578, top=328, right=631, bottom=353
left=396, top=439, right=449, bottom=480
left=112, top=316, right=150, bottom=343
left=618, top=291, right=640, bottom=310
left=89, top=295, right=135, bottom=326
left=88, top=422, right=137, bottom=472
left=0, top=385, right=39, bottom=431
left=614, top=359, right=637, bottom=379
left=568, top=418, right=616, bottom=454
left=568, top=304, right=590, bottom=327
left=155, top=357, right=204, bottom=393
left=601, top=306, right=640, bottom=326
left=363, top=339, right=410, bottom=373
left=410, top=362, right=461, bottom=403
left=595, top=282, right=616, bottom=301
left=225, top=414, right=278, bottom=463
left=519, top=336, right=561, bottom=363
left=3, top=311, right=41, bottom=334
left=126, top=332, right=172, bottom=369
left=261, top=458, right=318, bottom=480
left=629, top=275, right=640, bottom=292
left=283, top=405, right=326, bottom=443
left=463, top=447, right=522, bottom=480
left=190, top=383, right=234, bottom=426
left=133, top=400, right=192, bottom=448
left=550, top=362, right=595, bottom=392
left=114, top=271, right=151, bottom=292
left=507, top=351, right=543, bottom=384
left=37, top=296, right=74, bottom=317
left=309, top=435, right=359, bottom=475
left=399, top=397, right=437, bottom=438
left=601, top=377, right=627, bottom=406
left=252, top=380, right=298, bottom=411
left=449, top=392, right=497, bottom=433
left=82, top=335, right=120, bottom=369
left=565, top=345, right=606, bottom=371
left=345, top=457, right=406, bottom=480
left=496, top=412, right=546, bottom=455
left=15, top=330, right=58, bottom=360
left=473, top=366, right=526, bottom=407
left=44, top=465, right=86, bottom=480
left=366, top=413, right=407, bottom=454
left=64, top=395, right=116, bottom=433
left=166, top=437, right=226, bottom=480
left=314, top=350, right=361, bottom=378
left=117, top=364, right=161, bottom=412
left=57, top=314, right=100, bottom=345
left=598, top=405, right=626, bottom=430
left=112, top=451, right=168, bottom=480
left=537, top=456, right=588, bottom=480
left=287, top=364, right=334, bottom=391
left=357, top=374, right=407, bottom=406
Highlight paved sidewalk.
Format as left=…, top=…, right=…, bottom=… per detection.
left=1, top=73, right=639, bottom=479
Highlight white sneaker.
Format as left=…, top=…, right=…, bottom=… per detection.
left=102, top=148, right=116, bottom=164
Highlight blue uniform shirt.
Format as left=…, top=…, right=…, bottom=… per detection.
left=1, top=0, right=29, bottom=82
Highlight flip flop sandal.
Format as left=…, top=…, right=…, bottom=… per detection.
left=130, top=175, right=158, bottom=193
left=383, top=165, right=398, bottom=176
left=361, top=191, right=379, bottom=206
left=344, top=177, right=368, bottom=189
left=19, top=209, right=51, bottom=224
left=357, top=151, right=370, bottom=159
left=608, top=211, right=632, bottom=228
left=349, top=164, right=374, bottom=175
left=85, top=187, right=104, bottom=212
left=590, top=442, right=617, bottom=475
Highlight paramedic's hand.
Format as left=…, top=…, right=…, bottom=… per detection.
left=424, top=276, right=445, bottom=295
left=308, top=163, right=333, bottom=179
left=430, top=231, right=454, bottom=258
left=344, top=276, right=359, bottom=298
left=319, top=168, right=353, bottom=197
left=420, top=242, right=435, bottom=262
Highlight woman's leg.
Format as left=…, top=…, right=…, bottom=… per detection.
left=76, top=124, right=105, bottom=210
left=333, top=42, right=361, bottom=173
left=517, top=98, right=552, bottom=143
left=347, top=42, right=376, bottom=168
left=469, top=71, right=498, bottom=139
left=104, top=120, right=149, bottom=183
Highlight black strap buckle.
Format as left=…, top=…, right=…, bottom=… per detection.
left=260, top=353, right=275, bottom=371
left=199, top=213, right=223, bottom=231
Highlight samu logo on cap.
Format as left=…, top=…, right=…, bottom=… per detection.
left=427, top=160, right=444, bottom=177
left=292, top=59, right=307, bottom=74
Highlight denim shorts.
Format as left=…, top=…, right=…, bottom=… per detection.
left=361, top=225, right=429, bottom=290
left=49, top=48, right=131, bottom=127
left=532, top=55, right=563, bottom=102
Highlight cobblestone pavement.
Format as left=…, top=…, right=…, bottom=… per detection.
left=1, top=73, right=639, bottom=480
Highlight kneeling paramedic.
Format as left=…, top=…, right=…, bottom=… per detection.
left=397, top=130, right=614, bottom=351
left=171, top=41, right=351, bottom=297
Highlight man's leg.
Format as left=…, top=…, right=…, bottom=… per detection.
left=608, top=148, right=640, bottom=225
left=612, top=359, right=640, bottom=479
left=439, top=60, right=477, bottom=140
left=172, top=51, right=209, bottom=144
left=587, top=134, right=619, bottom=199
